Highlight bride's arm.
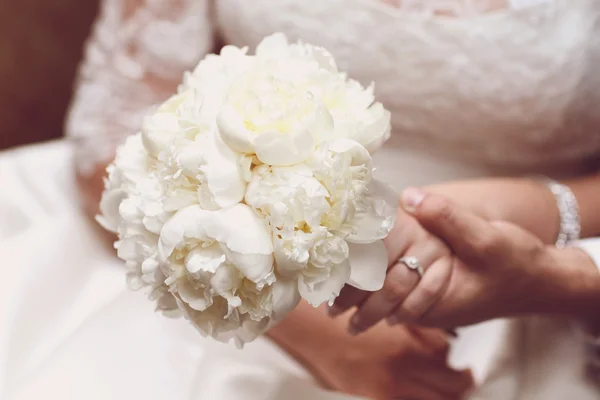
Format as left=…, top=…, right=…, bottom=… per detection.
left=424, top=173, right=600, bottom=245
left=67, top=0, right=215, bottom=217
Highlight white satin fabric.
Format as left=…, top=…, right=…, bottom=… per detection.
left=0, top=142, right=358, bottom=400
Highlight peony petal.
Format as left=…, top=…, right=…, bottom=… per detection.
left=273, top=238, right=310, bottom=278
left=255, top=33, right=290, bottom=58
left=200, top=132, right=247, bottom=208
left=346, top=240, right=388, bottom=291
left=329, top=138, right=372, bottom=168
left=96, top=189, right=127, bottom=232
left=346, top=179, right=398, bottom=244
left=177, top=279, right=213, bottom=312
left=201, top=204, right=273, bottom=255
left=141, top=112, right=179, bottom=157
left=185, top=244, right=227, bottom=274
left=298, top=260, right=351, bottom=307
left=307, top=102, right=334, bottom=146
left=210, top=263, right=243, bottom=294
left=217, top=103, right=255, bottom=154
left=254, top=128, right=314, bottom=166
left=222, top=247, right=275, bottom=285
left=351, top=103, right=391, bottom=154
left=270, top=278, right=301, bottom=321
left=159, top=205, right=274, bottom=283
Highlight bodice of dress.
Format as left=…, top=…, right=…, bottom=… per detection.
left=66, top=0, right=600, bottom=180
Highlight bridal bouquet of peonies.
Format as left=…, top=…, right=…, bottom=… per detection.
left=98, top=33, right=396, bottom=346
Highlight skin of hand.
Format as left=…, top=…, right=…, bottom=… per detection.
left=424, top=174, right=600, bottom=244
left=330, top=203, right=455, bottom=335
left=267, top=302, right=473, bottom=400
left=332, top=189, right=600, bottom=333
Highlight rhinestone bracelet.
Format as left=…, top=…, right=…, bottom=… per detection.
left=544, top=179, right=581, bottom=248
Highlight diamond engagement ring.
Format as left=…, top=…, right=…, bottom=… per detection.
left=399, top=256, right=425, bottom=279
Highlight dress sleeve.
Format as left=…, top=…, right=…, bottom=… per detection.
left=572, top=238, right=600, bottom=273
left=65, top=0, right=216, bottom=177
left=571, top=238, right=600, bottom=381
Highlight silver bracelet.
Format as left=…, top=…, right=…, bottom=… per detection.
left=544, top=179, right=581, bottom=248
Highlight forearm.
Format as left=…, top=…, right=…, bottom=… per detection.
left=533, top=246, right=600, bottom=319
left=425, top=173, right=600, bottom=245
left=266, top=302, right=344, bottom=366
left=425, top=178, right=560, bottom=244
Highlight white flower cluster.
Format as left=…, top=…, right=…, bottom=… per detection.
left=98, top=33, right=395, bottom=346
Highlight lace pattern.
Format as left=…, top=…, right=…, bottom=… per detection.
left=66, top=0, right=213, bottom=176
left=216, top=0, right=600, bottom=172
left=65, top=0, right=575, bottom=176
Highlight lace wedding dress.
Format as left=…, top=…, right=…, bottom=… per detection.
left=2, top=0, right=600, bottom=399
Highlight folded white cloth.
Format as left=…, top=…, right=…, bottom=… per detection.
left=574, top=238, right=600, bottom=273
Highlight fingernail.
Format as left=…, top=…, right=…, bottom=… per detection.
left=387, top=315, right=400, bottom=326
left=401, top=187, right=425, bottom=213
left=349, top=315, right=362, bottom=336
left=327, top=305, right=343, bottom=318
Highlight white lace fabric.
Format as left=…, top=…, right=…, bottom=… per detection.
left=65, top=0, right=594, bottom=177
left=66, top=0, right=213, bottom=176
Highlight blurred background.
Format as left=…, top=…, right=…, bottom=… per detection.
left=0, top=0, right=99, bottom=150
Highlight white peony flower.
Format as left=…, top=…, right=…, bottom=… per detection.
left=245, top=138, right=396, bottom=306
left=254, top=34, right=391, bottom=154
left=158, top=204, right=300, bottom=346
left=216, top=33, right=390, bottom=166
left=98, top=33, right=395, bottom=346
left=142, top=89, right=248, bottom=210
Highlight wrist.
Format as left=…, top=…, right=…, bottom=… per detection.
left=424, top=178, right=560, bottom=244
left=266, top=303, right=342, bottom=365
left=534, top=246, right=600, bottom=318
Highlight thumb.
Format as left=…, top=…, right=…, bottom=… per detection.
left=401, top=187, right=502, bottom=261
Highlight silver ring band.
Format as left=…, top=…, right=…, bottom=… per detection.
left=399, top=256, right=425, bottom=279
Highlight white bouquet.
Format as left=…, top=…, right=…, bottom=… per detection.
left=98, top=33, right=396, bottom=346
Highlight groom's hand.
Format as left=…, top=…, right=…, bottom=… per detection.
left=332, top=188, right=576, bottom=332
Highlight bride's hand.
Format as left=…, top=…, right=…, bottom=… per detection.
left=272, top=303, right=473, bottom=400
left=330, top=201, right=456, bottom=335
left=320, top=320, right=474, bottom=400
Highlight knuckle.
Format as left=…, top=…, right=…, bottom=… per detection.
left=432, top=197, right=455, bottom=222
left=431, top=337, right=451, bottom=357
left=399, top=304, right=422, bottom=321
left=472, top=231, right=504, bottom=256
left=418, top=281, right=441, bottom=300
left=382, top=281, right=409, bottom=303
left=382, top=268, right=413, bottom=302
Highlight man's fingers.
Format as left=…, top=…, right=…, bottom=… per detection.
left=402, top=188, right=505, bottom=262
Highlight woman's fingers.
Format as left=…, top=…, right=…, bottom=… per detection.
left=348, top=261, right=419, bottom=334
left=388, top=257, right=453, bottom=325
left=393, top=360, right=474, bottom=400
left=405, top=363, right=474, bottom=399
left=404, top=188, right=504, bottom=262
left=348, top=240, right=445, bottom=335
left=328, top=285, right=368, bottom=317
left=330, top=209, right=420, bottom=317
